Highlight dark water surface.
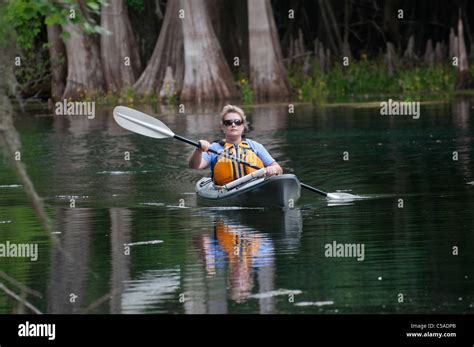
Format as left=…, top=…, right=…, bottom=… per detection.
left=0, top=99, right=473, bottom=313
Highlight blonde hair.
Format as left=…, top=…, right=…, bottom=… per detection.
left=220, top=105, right=249, bottom=130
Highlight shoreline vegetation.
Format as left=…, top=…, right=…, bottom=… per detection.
left=15, top=60, right=474, bottom=108
left=55, top=60, right=474, bottom=107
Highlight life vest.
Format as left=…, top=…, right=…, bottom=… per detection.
left=213, top=140, right=264, bottom=185
left=214, top=219, right=261, bottom=259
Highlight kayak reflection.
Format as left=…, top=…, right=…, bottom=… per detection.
left=197, top=209, right=302, bottom=306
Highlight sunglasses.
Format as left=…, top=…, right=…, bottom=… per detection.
left=223, top=119, right=243, bottom=126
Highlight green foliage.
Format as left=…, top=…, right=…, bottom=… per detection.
left=2, top=0, right=107, bottom=49
left=397, top=65, right=455, bottom=94
left=2, top=0, right=44, bottom=49
left=126, top=0, right=145, bottom=13
left=288, top=59, right=458, bottom=104
left=237, top=72, right=253, bottom=105
left=14, top=47, right=51, bottom=96
left=91, top=87, right=161, bottom=106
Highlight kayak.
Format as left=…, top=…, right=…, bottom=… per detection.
left=196, top=170, right=301, bottom=208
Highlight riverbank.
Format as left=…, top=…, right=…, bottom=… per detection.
left=64, top=60, right=472, bottom=106
left=287, top=60, right=474, bottom=104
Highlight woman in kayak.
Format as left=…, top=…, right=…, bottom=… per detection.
left=189, top=105, right=283, bottom=185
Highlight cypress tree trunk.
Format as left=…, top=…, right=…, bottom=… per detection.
left=248, top=0, right=290, bottom=100
left=134, top=0, right=184, bottom=97
left=46, top=24, right=67, bottom=100
left=385, top=42, right=397, bottom=77
left=100, top=0, right=141, bottom=91
left=180, top=0, right=240, bottom=102
left=456, top=18, right=472, bottom=89
left=61, top=5, right=104, bottom=99
left=342, top=0, right=352, bottom=58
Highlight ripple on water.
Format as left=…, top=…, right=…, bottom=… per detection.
left=97, top=170, right=152, bottom=175
left=56, top=195, right=89, bottom=199
left=248, top=289, right=302, bottom=299
left=295, top=301, right=334, bottom=307
left=139, top=202, right=166, bottom=207
left=125, top=240, right=164, bottom=247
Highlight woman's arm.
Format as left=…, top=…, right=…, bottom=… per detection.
left=188, top=140, right=210, bottom=169
left=251, top=140, right=282, bottom=176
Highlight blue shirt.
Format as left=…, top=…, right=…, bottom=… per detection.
left=202, top=139, right=275, bottom=172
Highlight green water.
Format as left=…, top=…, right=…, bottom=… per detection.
left=0, top=99, right=473, bottom=314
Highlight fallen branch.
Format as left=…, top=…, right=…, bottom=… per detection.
left=0, top=271, right=42, bottom=298
left=0, top=283, right=43, bottom=314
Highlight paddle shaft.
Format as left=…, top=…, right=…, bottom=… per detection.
left=300, top=183, right=328, bottom=197
left=174, top=134, right=261, bottom=169
left=174, top=134, right=328, bottom=197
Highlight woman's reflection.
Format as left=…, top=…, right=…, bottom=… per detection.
left=203, top=218, right=275, bottom=304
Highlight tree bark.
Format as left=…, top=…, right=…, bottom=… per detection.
left=424, top=39, right=434, bottom=66
left=100, top=0, right=141, bottom=91
left=134, top=0, right=184, bottom=96
left=449, top=28, right=458, bottom=59
left=248, top=0, right=290, bottom=100
left=342, top=0, right=352, bottom=58
left=403, top=35, right=416, bottom=59
left=434, top=42, right=444, bottom=63
left=180, top=0, right=239, bottom=102
left=61, top=7, right=104, bottom=99
left=385, top=42, right=397, bottom=77
left=47, top=24, right=67, bottom=100
left=456, top=18, right=472, bottom=89
left=318, top=42, right=326, bottom=72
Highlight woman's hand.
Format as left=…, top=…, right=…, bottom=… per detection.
left=265, top=166, right=278, bottom=176
left=198, top=140, right=210, bottom=152
left=265, top=163, right=283, bottom=176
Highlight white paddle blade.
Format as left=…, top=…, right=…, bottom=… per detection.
left=326, top=192, right=360, bottom=200
left=113, top=106, right=175, bottom=139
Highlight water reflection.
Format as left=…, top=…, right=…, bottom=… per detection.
left=185, top=209, right=302, bottom=313
left=209, top=219, right=274, bottom=303
left=2, top=100, right=473, bottom=314
left=47, top=208, right=94, bottom=313
left=451, top=97, right=471, bottom=179
left=121, top=268, right=181, bottom=314
left=110, top=208, right=132, bottom=314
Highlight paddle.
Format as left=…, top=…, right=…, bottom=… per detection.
left=113, top=106, right=357, bottom=200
